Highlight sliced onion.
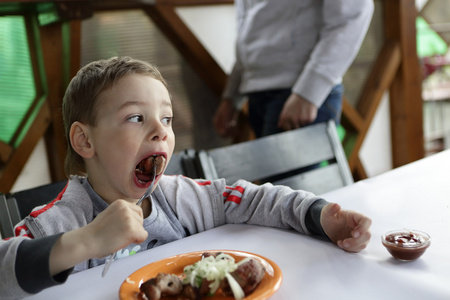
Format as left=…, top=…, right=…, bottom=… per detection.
left=182, top=254, right=243, bottom=298
left=225, top=273, right=245, bottom=300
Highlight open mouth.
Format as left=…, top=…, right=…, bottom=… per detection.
left=135, top=155, right=166, bottom=183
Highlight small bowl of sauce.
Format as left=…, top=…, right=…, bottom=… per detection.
left=382, top=229, right=431, bottom=261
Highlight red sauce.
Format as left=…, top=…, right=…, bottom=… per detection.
left=382, top=231, right=430, bottom=261
left=385, top=232, right=426, bottom=247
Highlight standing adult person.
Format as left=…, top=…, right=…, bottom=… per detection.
left=214, top=0, right=374, bottom=138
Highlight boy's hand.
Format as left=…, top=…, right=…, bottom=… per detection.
left=50, top=200, right=148, bottom=275
left=86, top=199, right=149, bottom=258
left=320, top=203, right=371, bottom=253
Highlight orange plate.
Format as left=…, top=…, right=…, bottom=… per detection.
left=119, top=250, right=282, bottom=300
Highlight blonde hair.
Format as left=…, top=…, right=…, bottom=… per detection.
left=62, top=56, right=167, bottom=177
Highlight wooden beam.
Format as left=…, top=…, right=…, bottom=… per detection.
left=344, top=40, right=401, bottom=172
left=143, top=4, right=227, bottom=96
left=69, top=20, right=81, bottom=78
left=0, top=101, right=51, bottom=193
left=92, top=0, right=233, bottom=12
left=39, top=22, right=67, bottom=182
left=354, top=157, right=368, bottom=181
left=342, top=98, right=363, bottom=133
left=384, top=0, right=424, bottom=167
left=356, top=41, right=402, bottom=120
left=156, top=0, right=233, bottom=5
left=0, top=142, right=13, bottom=164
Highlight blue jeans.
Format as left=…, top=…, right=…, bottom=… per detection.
left=247, top=84, right=343, bottom=138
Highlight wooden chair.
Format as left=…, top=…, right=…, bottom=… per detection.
left=197, top=120, right=353, bottom=195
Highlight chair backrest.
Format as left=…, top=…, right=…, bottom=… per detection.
left=197, top=120, right=353, bottom=195
left=0, top=180, right=68, bottom=238
left=0, top=194, right=14, bottom=239
left=164, top=148, right=201, bottom=178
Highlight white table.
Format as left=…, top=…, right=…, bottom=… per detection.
left=25, top=150, right=450, bottom=300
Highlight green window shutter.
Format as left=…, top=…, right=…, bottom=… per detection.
left=0, top=16, right=36, bottom=144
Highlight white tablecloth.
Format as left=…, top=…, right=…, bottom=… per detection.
left=25, top=150, right=450, bottom=300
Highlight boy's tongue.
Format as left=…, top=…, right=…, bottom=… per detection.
left=135, top=156, right=165, bottom=182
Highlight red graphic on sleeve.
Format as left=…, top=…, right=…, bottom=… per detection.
left=195, top=180, right=212, bottom=186
left=223, top=185, right=245, bottom=205
left=12, top=183, right=68, bottom=238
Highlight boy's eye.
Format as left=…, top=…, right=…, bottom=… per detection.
left=128, top=115, right=143, bottom=123
left=162, top=116, right=173, bottom=126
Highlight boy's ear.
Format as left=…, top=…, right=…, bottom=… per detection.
left=70, top=121, right=95, bottom=158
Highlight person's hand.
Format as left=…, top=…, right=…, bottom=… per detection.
left=213, top=98, right=239, bottom=138
left=84, top=199, right=148, bottom=258
left=320, top=203, right=371, bottom=253
left=49, top=200, right=148, bottom=275
left=278, top=93, right=318, bottom=130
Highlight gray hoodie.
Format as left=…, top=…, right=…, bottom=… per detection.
left=0, top=175, right=326, bottom=299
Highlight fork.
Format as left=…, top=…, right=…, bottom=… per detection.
left=102, top=163, right=157, bottom=277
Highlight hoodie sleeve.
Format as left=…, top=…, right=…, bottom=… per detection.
left=222, top=180, right=329, bottom=236
left=159, top=175, right=329, bottom=237
left=0, top=234, right=72, bottom=299
left=222, top=61, right=246, bottom=109
left=293, top=0, right=374, bottom=107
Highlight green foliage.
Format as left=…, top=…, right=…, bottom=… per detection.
left=416, top=17, right=448, bottom=58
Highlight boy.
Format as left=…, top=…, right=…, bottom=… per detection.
left=0, top=56, right=371, bottom=299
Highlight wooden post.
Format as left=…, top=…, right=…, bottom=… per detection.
left=341, top=41, right=401, bottom=180
left=384, top=0, right=424, bottom=167
left=39, top=22, right=68, bottom=181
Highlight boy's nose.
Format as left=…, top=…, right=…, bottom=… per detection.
left=149, top=122, right=168, bottom=142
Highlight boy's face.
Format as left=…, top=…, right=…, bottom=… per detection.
left=83, top=74, right=175, bottom=203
